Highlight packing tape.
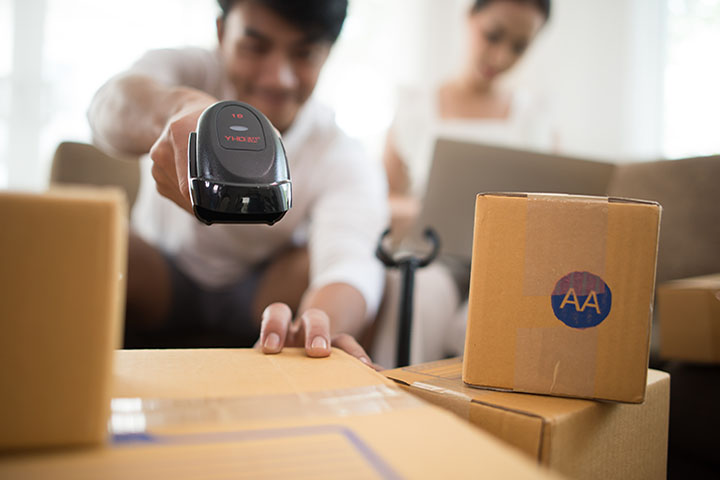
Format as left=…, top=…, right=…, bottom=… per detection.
left=513, top=327, right=599, bottom=397
left=515, top=194, right=608, bottom=396
left=110, top=384, right=421, bottom=435
left=409, top=381, right=472, bottom=421
left=523, top=194, right=608, bottom=296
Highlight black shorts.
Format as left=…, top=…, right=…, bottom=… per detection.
left=126, top=254, right=265, bottom=348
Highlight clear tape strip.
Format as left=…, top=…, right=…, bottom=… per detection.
left=411, top=382, right=472, bottom=402
left=408, top=380, right=472, bottom=421
left=110, top=384, right=421, bottom=435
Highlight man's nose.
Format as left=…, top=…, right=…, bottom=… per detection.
left=259, top=51, right=298, bottom=90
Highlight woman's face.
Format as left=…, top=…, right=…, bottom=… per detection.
left=466, top=1, right=545, bottom=85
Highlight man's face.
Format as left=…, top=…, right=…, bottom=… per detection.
left=217, top=2, right=332, bottom=132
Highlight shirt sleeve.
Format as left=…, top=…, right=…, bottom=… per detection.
left=125, top=47, right=220, bottom=92
left=307, top=135, right=390, bottom=322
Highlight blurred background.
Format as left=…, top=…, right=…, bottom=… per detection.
left=0, top=0, right=719, bottom=191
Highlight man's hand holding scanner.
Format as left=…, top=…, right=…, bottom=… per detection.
left=149, top=91, right=217, bottom=214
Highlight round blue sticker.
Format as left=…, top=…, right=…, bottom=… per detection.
left=551, top=271, right=612, bottom=329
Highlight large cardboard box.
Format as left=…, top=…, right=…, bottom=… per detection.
left=464, top=193, right=661, bottom=403
left=0, top=349, right=562, bottom=479
left=0, top=188, right=127, bottom=449
left=657, top=274, right=720, bottom=363
left=386, top=358, right=670, bottom=480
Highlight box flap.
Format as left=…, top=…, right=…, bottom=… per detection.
left=387, top=359, right=669, bottom=419
left=113, top=348, right=394, bottom=399
left=477, top=192, right=660, bottom=208
left=386, top=358, right=594, bottom=420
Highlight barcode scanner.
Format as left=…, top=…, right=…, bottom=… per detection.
left=188, top=100, right=291, bottom=225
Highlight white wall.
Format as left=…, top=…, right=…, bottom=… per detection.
left=507, top=0, right=667, bottom=161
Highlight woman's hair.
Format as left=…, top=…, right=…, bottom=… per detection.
left=471, top=0, right=551, bottom=21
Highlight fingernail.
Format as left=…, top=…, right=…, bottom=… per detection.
left=311, top=336, right=328, bottom=350
left=264, top=332, right=280, bottom=351
left=359, top=356, right=371, bottom=365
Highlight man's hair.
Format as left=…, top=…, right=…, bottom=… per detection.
left=217, top=0, right=348, bottom=43
left=471, top=0, right=551, bottom=21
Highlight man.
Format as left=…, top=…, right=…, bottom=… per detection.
left=88, top=0, right=387, bottom=363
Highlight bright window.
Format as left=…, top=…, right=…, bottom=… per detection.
left=1, top=0, right=219, bottom=190
left=664, top=0, right=720, bottom=157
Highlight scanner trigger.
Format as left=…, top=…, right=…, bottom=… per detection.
left=188, top=131, right=198, bottom=179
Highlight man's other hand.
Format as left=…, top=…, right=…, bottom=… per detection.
left=257, top=303, right=378, bottom=369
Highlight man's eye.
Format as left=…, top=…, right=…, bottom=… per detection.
left=292, top=48, right=321, bottom=63
left=485, top=31, right=502, bottom=43
left=239, top=42, right=269, bottom=55
left=513, top=42, right=527, bottom=55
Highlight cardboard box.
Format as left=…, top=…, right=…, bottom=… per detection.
left=657, top=274, right=720, bottom=363
left=0, top=349, right=563, bottom=479
left=386, top=358, right=670, bottom=480
left=464, top=193, right=661, bottom=403
left=0, top=188, right=127, bottom=449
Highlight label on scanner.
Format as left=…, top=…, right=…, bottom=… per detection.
left=216, top=105, right=266, bottom=152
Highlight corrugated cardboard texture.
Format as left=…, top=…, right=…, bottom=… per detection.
left=657, top=274, right=720, bottom=363
left=0, top=188, right=127, bottom=449
left=0, top=349, right=563, bottom=480
left=464, top=193, right=661, bottom=402
left=386, top=358, right=670, bottom=480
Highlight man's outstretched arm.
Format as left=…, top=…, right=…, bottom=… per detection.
left=89, top=74, right=207, bottom=154
left=89, top=74, right=218, bottom=213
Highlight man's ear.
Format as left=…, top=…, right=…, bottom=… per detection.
left=216, top=16, right=225, bottom=45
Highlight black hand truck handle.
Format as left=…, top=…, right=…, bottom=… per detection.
left=375, top=226, right=441, bottom=367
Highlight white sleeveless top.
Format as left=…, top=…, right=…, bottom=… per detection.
left=390, top=85, right=555, bottom=196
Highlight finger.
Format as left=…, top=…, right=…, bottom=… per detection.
left=149, top=133, right=181, bottom=199
left=151, top=118, right=194, bottom=212
left=331, top=333, right=379, bottom=370
left=150, top=160, right=173, bottom=194
left=167, top=122, right=193, bottom=206
left=149, top=130, right=174, bottom=178
left=298, top=309, right=331, bottom=358
left=150, top=161, right=187, bottom=210
left=259, top=303, right=293, bottom=354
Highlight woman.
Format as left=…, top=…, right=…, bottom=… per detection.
left=373, top=0, right=554, bottom=367
left=385, top=0, right=554, bottom=200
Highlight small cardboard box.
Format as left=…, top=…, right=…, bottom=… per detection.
left=464, top=193, right=661, bottom=403
left=0, top=188, right=127, bottom=449
left=386, top=358, right=670, bottom=480
left=0, top=349, right=562, bottom=479
left=657, top=274, right=720, bottom=363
